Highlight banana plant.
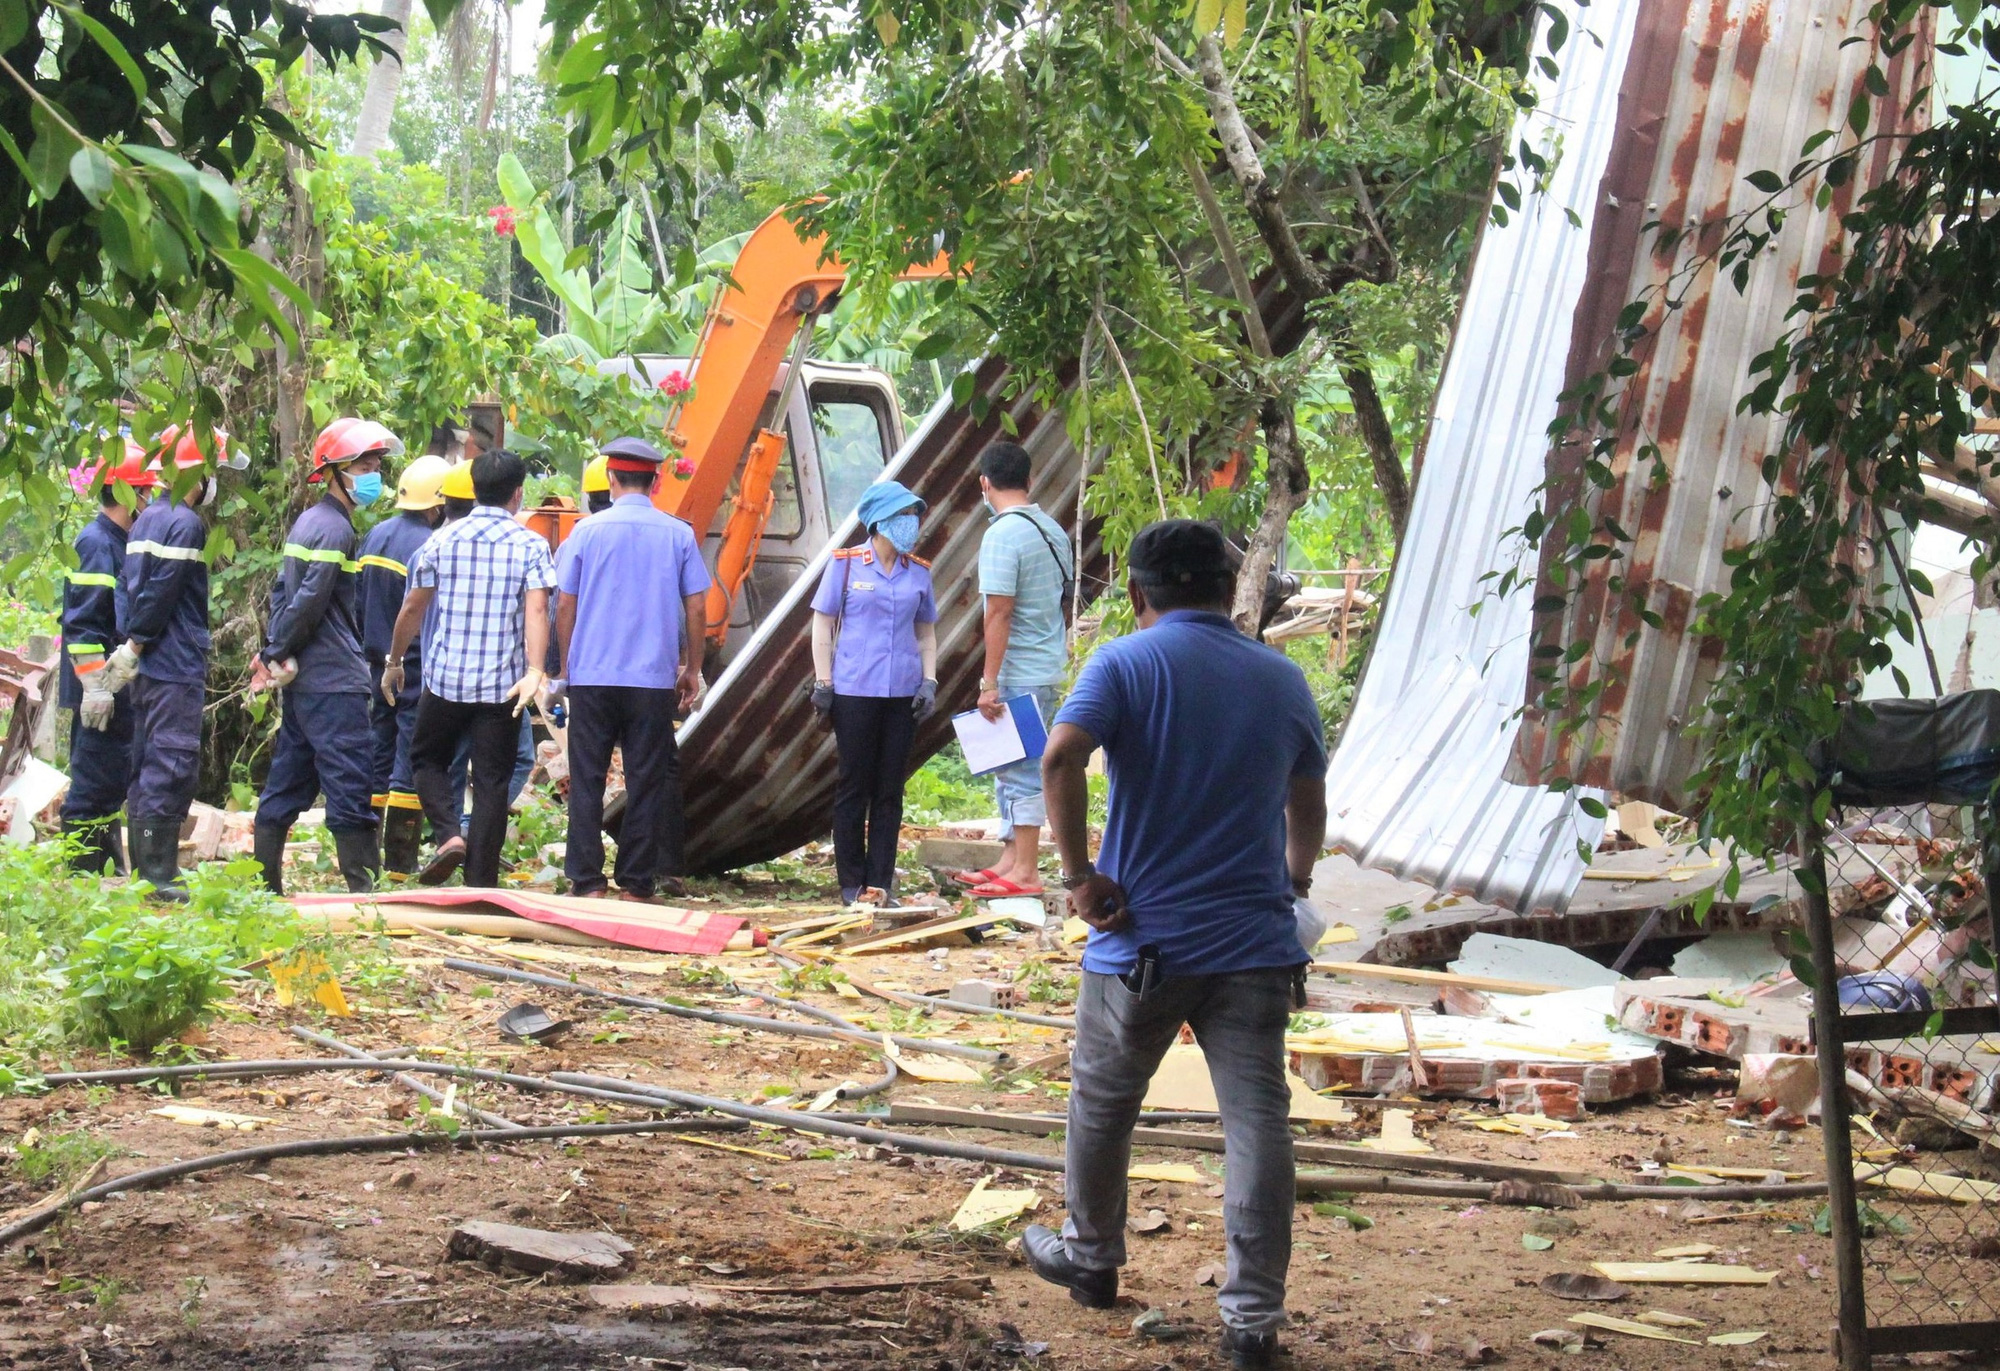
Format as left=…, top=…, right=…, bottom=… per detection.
left=496, top=152, right=671, bottom=358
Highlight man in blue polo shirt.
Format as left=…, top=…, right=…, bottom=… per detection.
left=1025, top=520, right=1327, bottom=1371
left=550, top=437, right=711, bottom=900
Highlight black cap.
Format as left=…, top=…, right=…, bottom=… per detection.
left=1128, top=519, right=1232, bottom=590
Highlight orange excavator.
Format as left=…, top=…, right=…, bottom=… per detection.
left=529, top=206, right=952, bottom=650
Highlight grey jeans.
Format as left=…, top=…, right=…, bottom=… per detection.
left=1062, top=966, right=1297, bottom=1332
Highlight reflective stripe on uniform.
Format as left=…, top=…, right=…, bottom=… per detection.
left=128, top=539, right=203, bottom=561
left=66, top=571, right=118, bottom=588
left=284, top=543, right=360, bottom=572
left=66, top=643, right=106, bottom=655
left=356, top=554, right=408, bottom=575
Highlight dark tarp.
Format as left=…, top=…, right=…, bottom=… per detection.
left=1816, top=690, right=2000, bottom=807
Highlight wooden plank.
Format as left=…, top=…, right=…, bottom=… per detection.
left=302, top=906, right=620, bottom=947
left=1589, top=1262, right=1777, bottom=1286
left=883, top=1105, right=1597, bottom=1184
left=836, top=910, right=1004, bottom=954
left=1311, top=961, right=1570, bottom=996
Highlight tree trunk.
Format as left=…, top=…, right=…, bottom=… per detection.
left=1342, top=359, right=1410, bottom=542
left=1233, top=396, right=1310, bottom=633
left=349, top=0, right=414, bottom=158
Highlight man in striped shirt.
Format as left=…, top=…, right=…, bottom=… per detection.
left=383, top=449, right=555, bottom=889
left=250, top=418, right=401, bottom=895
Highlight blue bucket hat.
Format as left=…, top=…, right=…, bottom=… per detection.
left=854, top=480, right=925, bottom=532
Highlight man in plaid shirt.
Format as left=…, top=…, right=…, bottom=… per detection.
left=382, top=449, right=554, bottom=887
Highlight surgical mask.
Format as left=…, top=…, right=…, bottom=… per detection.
left=349, top=472, right=384, bottom=506
left=880, top=512, right=920, bottom=554
left=198, top=476, right=218, bottom=508
left=980, top=497, right=996, bottom=517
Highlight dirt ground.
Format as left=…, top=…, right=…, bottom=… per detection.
left=0, top=868, right=1969, bottom=1371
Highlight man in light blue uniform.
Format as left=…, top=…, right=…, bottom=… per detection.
left=961, top=441, right=1072, bottom=897
left=1026, top=520, right=1327, bottom=1371
left=551, top=437, right=710, bottom=900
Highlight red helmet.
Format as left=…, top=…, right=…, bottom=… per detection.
left=69, top=439, right=162, bottom=498
left=151, top=424, right=245, bottom=471
left=310, top=418, right=404, bottom=482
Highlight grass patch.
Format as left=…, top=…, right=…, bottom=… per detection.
left=11, top=1126, right=121, bottom=1188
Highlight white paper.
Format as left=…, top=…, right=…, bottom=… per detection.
left=952, top=704, right=1027, bottom=774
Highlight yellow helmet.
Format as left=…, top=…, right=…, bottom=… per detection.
left=396, top=454, right=452, bottom=511
left=582, top=454, right=610, bottom=495
left=440, top=461, right=475, bottom=501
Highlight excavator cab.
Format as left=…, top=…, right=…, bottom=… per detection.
left=598, top=354, right=906, bottom=670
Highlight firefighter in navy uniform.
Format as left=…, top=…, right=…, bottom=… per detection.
left=99, top=426, right=247, bottom=899
left=358, top=454, right=450, bottom=875
left=59, top=442, right=158, bottom=875
left=249, top=418, right=403, bottom=895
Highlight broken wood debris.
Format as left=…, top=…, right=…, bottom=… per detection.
left=448, top=1221, right=636, bottom=1280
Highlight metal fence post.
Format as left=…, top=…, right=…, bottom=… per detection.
left=1802, top=824, right=1870, bottom=1370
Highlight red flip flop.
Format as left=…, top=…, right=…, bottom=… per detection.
left=953, top=867, right=1002, bottom=886
left=969, top=877, right=1045, bottom=898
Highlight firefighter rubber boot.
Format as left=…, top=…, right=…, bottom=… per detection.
left=131, top=819, right=188, bottom=903
left=253, top=823, right=289, bottom=897
left=380, top=807, right=423, bottom=876
left=333, top=828, right=379, bottom=894
left=63, top=819, right=127, bottom=877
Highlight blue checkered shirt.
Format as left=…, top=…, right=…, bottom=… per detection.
left=410, top=506, right=557, bottom=703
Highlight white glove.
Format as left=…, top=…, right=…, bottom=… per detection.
left=380, top=659, right=405, bottom=705
left=542, top=677, right=568, bottom=706
left=1293, top=896, right=1329, bottom=957
left=98, top=641, right=140, bottom=695
left=78, top=673, right=116, bottom=732
left=507, top=667, right=546, bottom=719
left=269, top=656, right=298, bottom=688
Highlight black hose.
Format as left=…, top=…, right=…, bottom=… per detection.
left=443, top=958, right=1002, bottom=1064
left=40, top=1057, right=423, bottom=1087
left=0, top=1119, right=756, bottom=1249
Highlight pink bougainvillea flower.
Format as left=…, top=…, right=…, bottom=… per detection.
left=673, top=456, right=696, bottom=478
left=657, top=369, right=692, bottom=398
left=487, top=205, right=517, bottom=237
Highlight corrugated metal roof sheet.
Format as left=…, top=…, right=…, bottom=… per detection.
left=1508, top=0, right=1933, bottom=809
left=1321, top=0, right=1632, bottom=913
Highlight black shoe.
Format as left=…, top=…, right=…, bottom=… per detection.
left=1020, top=1224, right=1116, bottom=1309
left=253, top=822, right=289, bottom=897
left=1219, top=1327, right=1279, bottom=1370
left=130, top=818, right=187, bottom=903
left=381, top=806, right=423, bottom=875
left=332, top=828, right=379, bottom=894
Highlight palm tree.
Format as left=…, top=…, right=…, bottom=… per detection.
left=348, top=0, right=415, bottom=157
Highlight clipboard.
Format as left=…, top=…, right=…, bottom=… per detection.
left=950, top=693, right=1050, bottom=775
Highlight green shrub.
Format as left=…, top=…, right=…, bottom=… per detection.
left=65, top=910, right=237, bottom=1055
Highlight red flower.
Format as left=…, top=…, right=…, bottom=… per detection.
left=657, top=369, right=691, bottom=398
left=673, top=456, right=696, bottom=478
left=487, top=205, right=517, bottom=238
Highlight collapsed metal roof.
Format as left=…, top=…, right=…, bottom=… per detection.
left=1320, top=0, right=1633, bottom=913
left=1508, top=0, right=1933, bottom=811
left=1328, top=0, right=1930, bottom=912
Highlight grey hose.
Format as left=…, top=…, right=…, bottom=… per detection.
left=836, top=1057, right=899, bottom=1100
left=293, top=1027, right=521, bottom=1131
left=444, top=957, right=1002, bottom=1063
left=0, top=1118, right=755, bottom=1249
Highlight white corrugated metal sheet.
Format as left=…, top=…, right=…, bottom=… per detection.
left=1320, top=0, right=1629, bottom=912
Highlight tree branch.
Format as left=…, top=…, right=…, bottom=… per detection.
left=1192, top=33, right=1329, bottom=304
left=1341, top=357, right=1410, bottom=542
left=1232, top=394, right=1311, bottom=633
left=1182, top=151, right=1272, bottom=359
left=1094, top=306, right=1169, bottom=519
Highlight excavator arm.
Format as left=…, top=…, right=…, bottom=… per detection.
left=652, top=205, right=952, bottom=645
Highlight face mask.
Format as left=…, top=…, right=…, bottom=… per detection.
left=198, top=476, right=218, bottom=508
left=880, top=512, right=920, bottom=554
left=980, top=497, right=996, bottom=517
left=349, top=471, right=384, bottom=506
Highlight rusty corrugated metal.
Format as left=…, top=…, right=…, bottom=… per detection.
left=1509, top=0, right=1932, bottom=808
left=1320, top=0, right=1633, bottom=913
left=680, top=357, right=1106, bottom=875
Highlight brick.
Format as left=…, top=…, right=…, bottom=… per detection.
left=1495, top=1077, right=1583, bottom=1120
